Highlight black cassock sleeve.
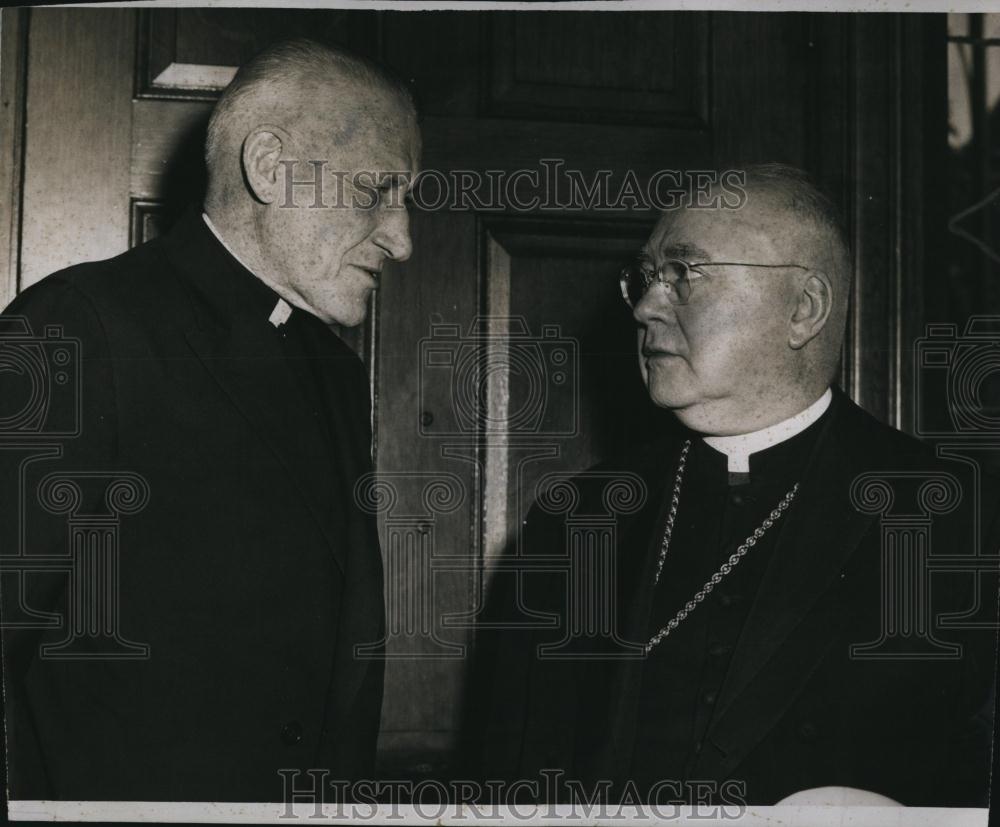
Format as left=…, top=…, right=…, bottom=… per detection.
left=0, top=274, right=119, bottom=799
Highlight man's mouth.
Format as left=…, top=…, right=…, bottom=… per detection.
left=355, top=265, right=382, bottom=285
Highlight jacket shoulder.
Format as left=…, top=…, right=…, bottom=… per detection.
left=4, top=236, right=189, bottom=350
left=838, top=392, right=978, bottom=470
left=835, top=391, right=1000, bottom=514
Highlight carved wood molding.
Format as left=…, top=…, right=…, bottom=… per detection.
left=134, top=8, right=381, bottom=101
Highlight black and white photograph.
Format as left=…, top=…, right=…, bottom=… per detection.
left=0, top=1, right=998, bottom=824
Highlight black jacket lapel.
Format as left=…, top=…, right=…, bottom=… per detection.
left=184, top=322, right=348, bottom=575
left=589, top=440, right=685, bottom=783
left=315, top=337, right=386, bottom=717
left=163, top=212, right=348, bottom=574
left=691, top=392, right=877, bottom=777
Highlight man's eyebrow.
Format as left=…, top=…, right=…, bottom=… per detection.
left=660, top=241, right=711, bottom=261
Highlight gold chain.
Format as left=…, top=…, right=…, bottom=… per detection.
left=646, top=439, right=799, bottom=655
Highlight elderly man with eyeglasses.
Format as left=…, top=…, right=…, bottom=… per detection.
left=474, top=163, right=999, bottom=809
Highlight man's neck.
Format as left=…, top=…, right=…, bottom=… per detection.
left=202, top=212, right=302, bottom=326
left=701, top=387, right=833, bottom=474
left=201, top=211, right=317, bottom=323
left=201, top=212, right=261, bottom=278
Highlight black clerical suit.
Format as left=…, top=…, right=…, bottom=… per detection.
left=474, top=388, right=999, bottom=807
left=0, top=211, right=384, bottom=801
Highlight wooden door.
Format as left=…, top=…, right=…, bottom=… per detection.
left=0, top=6, right=934, bottom=777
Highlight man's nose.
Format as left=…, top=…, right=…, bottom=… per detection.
left=373, top=207, right=413, bottom=262
left=632, top=284, right=675, bottom=327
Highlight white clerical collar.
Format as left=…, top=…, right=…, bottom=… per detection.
left=201, top=212, right=292, bottom=328
left=702, top=388, right=833, bottom=476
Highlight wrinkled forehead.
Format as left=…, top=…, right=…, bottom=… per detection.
left=646, top=202, right=787, bottom=263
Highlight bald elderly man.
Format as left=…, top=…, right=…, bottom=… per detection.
left=478, top=164, right=998, bottom=807
left=0, top=39, right=419, bottom=801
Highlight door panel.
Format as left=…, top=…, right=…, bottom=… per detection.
left=19, top=10, right=134, bottom=289
left=487, top=13, right=709, bottom=126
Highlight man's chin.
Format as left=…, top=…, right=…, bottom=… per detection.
left=645, top=378, right=698, bottom=412
left=649, top=388, right=694, bottom=416
left=336, top=309, right=368, bottom=329
left=324, top=299, right=370, bottom=329
left=645, top=384, right=719, bottom=432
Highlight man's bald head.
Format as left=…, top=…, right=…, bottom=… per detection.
left=739, top=163, right=852, bottom=381
left=204, top=38, right=416, bottom=200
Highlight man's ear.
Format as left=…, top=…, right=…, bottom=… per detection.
left=789, top=271, right=833, bottom=349
left=241, top=125, right=291, bottom=205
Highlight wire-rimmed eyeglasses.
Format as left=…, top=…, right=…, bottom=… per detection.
left=619, top=257, right=811, bottom=308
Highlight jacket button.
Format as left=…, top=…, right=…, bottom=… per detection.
left=281, top=721, right=303, bottom=745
